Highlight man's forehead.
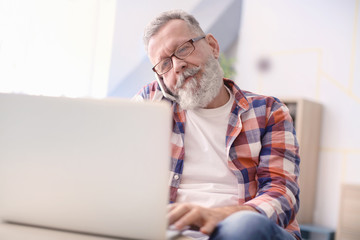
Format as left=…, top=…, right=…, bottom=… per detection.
left=147, top=20, right=194, bottom=62
left=154, top=19, right=192, bottom=38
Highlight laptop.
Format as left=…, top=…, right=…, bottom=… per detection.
left=0, top=93, right=173, bottom=240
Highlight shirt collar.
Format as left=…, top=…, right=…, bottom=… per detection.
left=223, top=78, right=249, bottom=111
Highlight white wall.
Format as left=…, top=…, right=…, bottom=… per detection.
left=0, top=0, right=117, bottom=98
left=0, top=0, right=200, bottom=97
left=236, top=0, right=360, bottom=230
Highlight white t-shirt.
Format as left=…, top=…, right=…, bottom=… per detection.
left=177, top=88, right=239, bottom=208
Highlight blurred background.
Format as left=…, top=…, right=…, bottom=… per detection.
left=0, top=0, right=359, bottom=238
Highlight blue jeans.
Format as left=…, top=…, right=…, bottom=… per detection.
left=209, top=211, right=297, bottom=240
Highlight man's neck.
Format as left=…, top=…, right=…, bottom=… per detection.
left=204, top=84, right=230, bottom=109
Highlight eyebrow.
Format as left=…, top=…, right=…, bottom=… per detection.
left=158, top=38, right=190, bottom=61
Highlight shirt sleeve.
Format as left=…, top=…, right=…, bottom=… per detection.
left=133, top=81, right=165, bottom=102
left=243, top=101, right=300, bottom=228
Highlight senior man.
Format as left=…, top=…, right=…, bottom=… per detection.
left=135, top=10, right=301, bottom=240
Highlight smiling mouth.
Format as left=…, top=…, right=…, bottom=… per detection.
left=181, top=75, right=194, bottom=87
left=174, top=67, right=201, bottom=91
left=174, top=76, right=193, bottom=92
left=177, top=73, right=197, bottom=89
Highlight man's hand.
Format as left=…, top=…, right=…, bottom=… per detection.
left=167, top=203, right=257, bottom=235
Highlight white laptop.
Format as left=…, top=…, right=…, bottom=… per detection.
left=0, top=93, right=173, bottom=240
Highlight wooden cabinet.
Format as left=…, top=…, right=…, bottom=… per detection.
left=281, top=98, right=322, bottom=224
left=337, top=184, right=360, bottom=240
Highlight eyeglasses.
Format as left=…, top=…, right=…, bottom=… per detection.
left=152, top=36, right=205, bottom=75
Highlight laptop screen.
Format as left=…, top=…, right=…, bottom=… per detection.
left=0, top=93, right=172, bottom=240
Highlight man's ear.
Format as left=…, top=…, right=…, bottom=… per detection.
left=205, top=34, right=220, bottom=59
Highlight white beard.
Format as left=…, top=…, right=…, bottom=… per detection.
left=174, top=57, right=224, bottom=110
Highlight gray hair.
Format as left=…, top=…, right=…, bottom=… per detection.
left=143, top=9, right=205, bottom=51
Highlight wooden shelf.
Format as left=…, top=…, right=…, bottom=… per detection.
left=337, top=184, right=360, bottom=240
left=281, top=98, right=322, bottom=224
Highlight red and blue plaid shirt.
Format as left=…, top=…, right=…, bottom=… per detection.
left=136, top=79, right=301, bottom=239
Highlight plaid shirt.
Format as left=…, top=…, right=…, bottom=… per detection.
left=136, top=79, right=301, bottom=239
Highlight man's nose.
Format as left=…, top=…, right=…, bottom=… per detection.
left=172, top=56, right=187, bottom=74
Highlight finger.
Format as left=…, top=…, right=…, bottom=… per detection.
left=167, top=204, right=192, bottom=226
left=200, top=220, right=217, bottom=236
left=167, top=203, right=178, bottom=212
left=174, top=207, right=202, bottom=230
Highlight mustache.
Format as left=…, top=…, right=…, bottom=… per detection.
left=174, top=66, right=201, bottom=90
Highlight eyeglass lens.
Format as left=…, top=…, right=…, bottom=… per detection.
left=155, top=41, right=194, bottom=74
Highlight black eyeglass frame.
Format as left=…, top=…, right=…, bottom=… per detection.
left=152, top=36, right=206, bottom=75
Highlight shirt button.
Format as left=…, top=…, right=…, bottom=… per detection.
left=174, top=174, right=179, bottom=180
